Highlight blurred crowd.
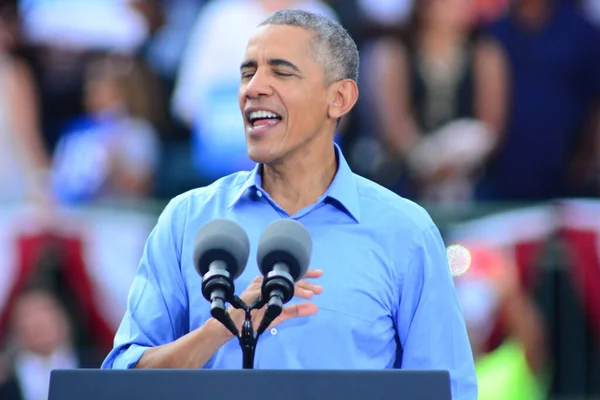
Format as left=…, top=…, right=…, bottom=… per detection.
left=0, top=0, right=598, bottom=399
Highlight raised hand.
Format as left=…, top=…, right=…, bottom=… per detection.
left=229, top=269, right=323, bottom=334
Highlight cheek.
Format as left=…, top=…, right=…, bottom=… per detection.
left=291, top=91, right=326, bottom=123
left=238, top=88, right=246, bottom=112
left=285, top=102, right=319, bottom=141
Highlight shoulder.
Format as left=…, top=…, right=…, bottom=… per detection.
left=353, top=174, right=436, bottom=234
left=352, top=175, right=447, bottom=278
left=162, top=170, right=253, bottom=217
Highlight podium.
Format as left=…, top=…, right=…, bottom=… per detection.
left=49, top=369, right=451, bottom=400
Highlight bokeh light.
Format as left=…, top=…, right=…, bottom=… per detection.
left=447, top=244, right=472, bottom=277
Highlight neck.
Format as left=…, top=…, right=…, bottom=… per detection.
left=261, top=139, right=338, bottom=216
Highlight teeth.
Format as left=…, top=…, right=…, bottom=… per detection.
left=249, top=110, right=279, bottom=120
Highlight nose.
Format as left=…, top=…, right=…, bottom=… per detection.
left=243, top=69, right=273, bottom=99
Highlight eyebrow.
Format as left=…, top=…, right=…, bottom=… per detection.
left=240, top=58, right=301, bottom=73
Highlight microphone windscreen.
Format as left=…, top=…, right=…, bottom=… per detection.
left=257, top=219, right=312, bottom=281
left=193, top=219, right=250, bottom=279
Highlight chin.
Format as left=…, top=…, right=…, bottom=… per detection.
left=246, top=144, right=282, bottom=165
left=247, top=146, right=272, bottom=164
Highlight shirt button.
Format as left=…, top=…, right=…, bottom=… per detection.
left=256, top=190, right=263, bottom=198
left=270, top=328, right=277, bottom=336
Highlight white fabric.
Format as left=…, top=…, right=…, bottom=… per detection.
left=558, top=199, right=600, bottom=263
left=455, top=277, right=500, bottom=343
left=61, top=207, right=156, bottom=330
left=0, top=203, right=155, bottom=334
left=14, top=346, right=78, bottom=400
left=447, top=205, right=556, bottom=250
left=20, top=0, right=148, bottom=53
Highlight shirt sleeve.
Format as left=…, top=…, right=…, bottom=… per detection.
left=395, top=224, right=478, bottom=400
left=101, top=195, right=190, bottom=369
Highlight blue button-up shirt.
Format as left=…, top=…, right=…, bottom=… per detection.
left=102, top=145, right=478, bottom=399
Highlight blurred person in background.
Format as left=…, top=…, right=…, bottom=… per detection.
left=171, top=0, right=338, bottom=187
left=17, top=0, right=151, bottom=155
left=50, top=54, right=160, bottom=205
left=0, top=0, right=51, bottom=205
left=365, top=0, right=508, bottom=202
left=475, top=0, right=600, bottom=201
left=130, top=0, right=209, bottom=199
left=0, top=287, right=100, bottom=400
left=453, top=243, right=548, bottom=399
left=133, top=0, right=204, bottom=95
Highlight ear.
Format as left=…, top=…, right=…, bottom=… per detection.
left=327, top=79, right=359, bottom=120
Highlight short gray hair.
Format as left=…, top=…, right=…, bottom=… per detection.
left=259, top=9, right=359, bottom=84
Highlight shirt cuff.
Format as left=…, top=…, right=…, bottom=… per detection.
left=112, top=344, right=150, bottom=369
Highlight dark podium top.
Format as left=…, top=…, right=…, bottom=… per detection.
left=49, top=369, right=451, bottom=400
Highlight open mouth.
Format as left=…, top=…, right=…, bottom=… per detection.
left=246, top=110, right=283, bottom=129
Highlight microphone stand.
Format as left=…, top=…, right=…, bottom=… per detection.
left=210, top=295, right=268, bottom=369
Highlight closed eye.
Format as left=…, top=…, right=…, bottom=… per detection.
left=275, top=71, right=293, bottom=77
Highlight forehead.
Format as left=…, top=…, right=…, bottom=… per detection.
left=244, top=24, right=315, bottom=62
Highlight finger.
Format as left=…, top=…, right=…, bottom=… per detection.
left=294, top=286, right=314, bottom=299
left=279, top=303, right=318, bottom=322
left=250, top=275, right=263, bottom=286
left=296, top=280, right=323, bottom=295
left=294, top=284, right=322, bottom=299
left=266, top=303, right=318, bottom=329
left=239, top=288, right=262, bottom=304
left=239, top=276, right=263, bottom=299
left=303, top=269, right=323, bottom=279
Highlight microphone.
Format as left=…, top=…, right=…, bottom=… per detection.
left=193, top=219, right=250, bottom=327
left=256, top=219, right=312, bottom=335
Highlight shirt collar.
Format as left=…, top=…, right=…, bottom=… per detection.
left=228, top=143, right=361, bottom=222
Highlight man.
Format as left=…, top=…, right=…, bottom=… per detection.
left=171, top=0, right=337, bottom=185
left=0, top=288, right=103, bottom=400
left=102, top=9, right=478, bottom=399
